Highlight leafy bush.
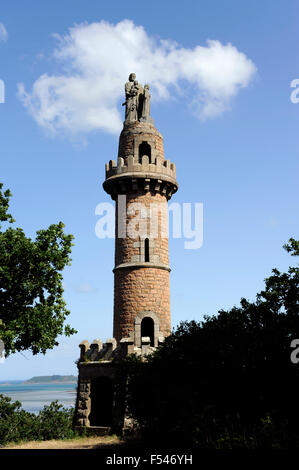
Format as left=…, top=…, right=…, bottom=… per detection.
left=0, top=395, right=75, bottom=445
left=117, top=239, right=299, bottom=449
left=37, top=401, right=75, bottom=440
left=0, top=395, right=39, bottom=445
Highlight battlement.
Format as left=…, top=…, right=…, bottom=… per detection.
left=105, top=155, right=176, bottom=180
left=79, top=334, right=165, bottom=363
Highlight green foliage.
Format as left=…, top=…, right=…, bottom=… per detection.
left=119, top=239, right=299, bottom=448
left=37, top=401, right=75, bottom=440
left=0, top=394, right=38, bottom=444
left=283, top=237, right=299, bottom=257
left=0, top=183, right=77, bottom=355
left=0, top=185, right=14, bottom=226
left=0, top=395, right=75, bottom=445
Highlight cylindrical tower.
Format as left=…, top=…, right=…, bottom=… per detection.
left=103, top=76, right=178, bottom=348
left=74, top=74, right=179, bottom=432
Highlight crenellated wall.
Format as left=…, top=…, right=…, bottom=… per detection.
left=105, top=154, right=176, bottom=180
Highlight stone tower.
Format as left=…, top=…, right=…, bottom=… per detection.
left=74, top=74, right=178, bottom=433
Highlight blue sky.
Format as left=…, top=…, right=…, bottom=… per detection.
left=0, top=0, right=298, bottom=379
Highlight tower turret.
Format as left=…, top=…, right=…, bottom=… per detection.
left=103, top=74, right=178, bottom=346
left=74, top=74, right=178, bottom=432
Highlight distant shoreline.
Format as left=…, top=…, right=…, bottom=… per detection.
left=0, top=381, right=23, bottom=386
left=25, top=381, right=77, bottom=385
left=25, top=375, right=77, bottom=384
left=0, top=375, right=77, bottom=385
left=25, top=380, right=77, bottom=385
left=0, top=382, right=77, bottom=386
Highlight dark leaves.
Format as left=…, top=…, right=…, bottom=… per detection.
left=0, top=184, right=77, bottom=355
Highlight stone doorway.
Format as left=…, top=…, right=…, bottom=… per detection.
left=89, top=377, right=114, bottom=426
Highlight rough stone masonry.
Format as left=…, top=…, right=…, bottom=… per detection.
left=73, top=73, right=178, bottom=433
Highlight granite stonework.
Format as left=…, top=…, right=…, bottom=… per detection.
left=74, top=74, right=178, bottom=434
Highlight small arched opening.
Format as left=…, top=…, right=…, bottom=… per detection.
left=139, top=141, right=151, bottom=163
left=141, top=317, right=155, bottom=346
left=89, top=376, right=114, bottom=426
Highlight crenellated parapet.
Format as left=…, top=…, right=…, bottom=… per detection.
left=78, top=334, right=164, bottom=363
left=103, top=119, right=178, bottom=201
left=79, top=338, right=117, bottom=362
left=103, top=154, right=178, bottom=200
left=105, top=154, right=176, bottom=180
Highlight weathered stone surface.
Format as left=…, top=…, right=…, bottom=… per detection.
left=79, top=340, right=90, bottom=361
left=122, top=73, right=153, bottom=125
left=74, top=75, right=178, bottom=433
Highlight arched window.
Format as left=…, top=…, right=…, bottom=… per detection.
left=139, top=141, right=151, bottom=163
left=144, top=238, right=150, bottom=262
left=141, top=317, right=155, bottom=346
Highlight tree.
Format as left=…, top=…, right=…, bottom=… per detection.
left=121, top=239, right=299, bottom=448
left=0, top=183, right=77, bottom=356
left=0, top=395, right=75, bottom=445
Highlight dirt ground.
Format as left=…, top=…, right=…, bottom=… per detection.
left=4, top=435, right=123, bottom=450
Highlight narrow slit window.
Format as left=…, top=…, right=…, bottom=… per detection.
left=144, top=238, right=150, bottom=262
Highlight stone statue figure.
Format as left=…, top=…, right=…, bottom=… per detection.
left=128, top=81, right=138, bottom=122
left=131, top=80, right=143, bottom=121
left=125, top=72, right=136, bottom=96
left=135, top=80, right=144, bottom=118
left=122, top=73, right=153, bottom=124
left=123, top=73, right=143, bottom=122
left=123, top=73, right=136, bottom=121
left=141, top=84, right=152, bottom=122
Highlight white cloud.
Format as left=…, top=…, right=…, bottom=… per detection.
left=75, top=283, right=99, bottom=294
left=18, top=19, right=256, bottom=140
left=0, top=23, right=8, bottom=42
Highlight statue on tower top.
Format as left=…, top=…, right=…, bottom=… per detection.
left=122, top=73, right=153, bottom=124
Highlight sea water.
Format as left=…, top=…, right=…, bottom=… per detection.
left=0, top=382, right=77, bottom=414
